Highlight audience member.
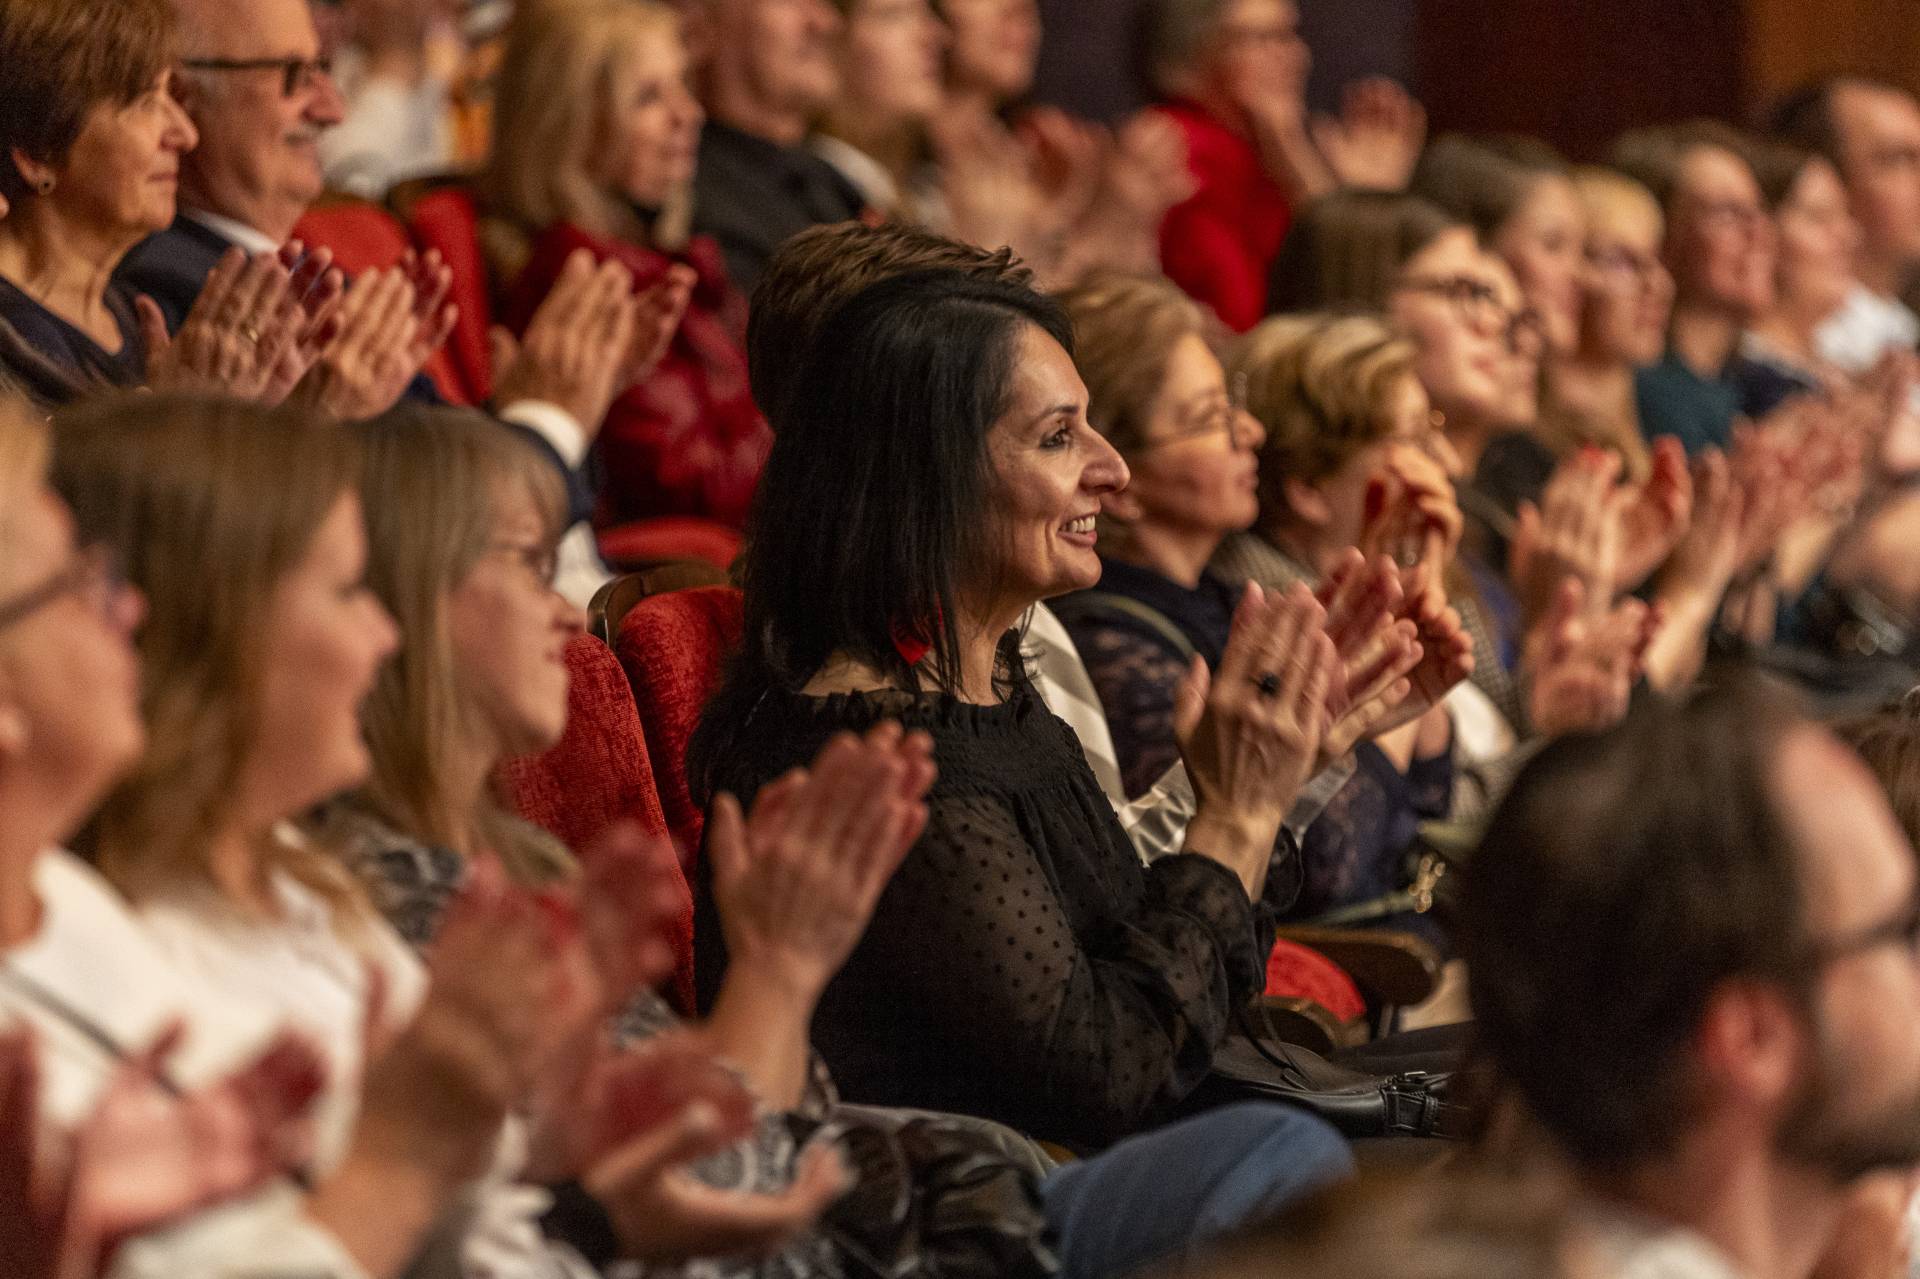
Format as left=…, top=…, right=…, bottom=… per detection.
left=1413, top=134, right=1586, bottom=361
left=1612, top=121, right=1778, bottom=453
left=0, top=0, right=332, bottom=408
left=1772, top=77, right=1920, bottom=374
left=484, top=0, right=766, bottom=531
left=689, top=266, right=1346, bottom=1154
left=1739, top=139, right=1858, bottom=416
left=1145, top=0, right=1425, bottom=331
left=1207, top=312, right=1468, bottom=939
left=1537, top=168, right=1674, bottom=475
left=679, top=0, right=867, bottom=294
left=319, top=0, right=463, bottom=198
left=1465, top=672, right=1920, bottom=1279
left=811, top=0, right=947, bottom=224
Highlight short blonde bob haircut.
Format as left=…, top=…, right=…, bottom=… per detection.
left=483, top=0, right=692, bottom=255
left=1231, top=313, right=1418, bottom=521
left=50, top=394, right=369, bottom=917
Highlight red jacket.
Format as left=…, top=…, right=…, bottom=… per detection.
left=505, top=223, right=771, bottom=531
left=1155, top=100, right=1294, bottom=334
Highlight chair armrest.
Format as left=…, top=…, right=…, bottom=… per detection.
left=1245, top=995, right=1349, bottom=1055
left=1273, top=926, right=1443, bottom=1008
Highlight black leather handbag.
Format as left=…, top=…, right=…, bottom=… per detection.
left=1200, top=1020, right=1474, bottom=1140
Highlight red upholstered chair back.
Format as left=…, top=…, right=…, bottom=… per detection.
left=401, top=185, right=495, bottom=405
left=614, top=586, right=745, bottom=864
left=292, top=198, right=473, bottom=405
left=498, top=634, right=695, bottom=1010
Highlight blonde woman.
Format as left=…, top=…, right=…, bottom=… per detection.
left=48, top=394, right=760, bottom=1278
left=483, top=0, right=766, bottom=532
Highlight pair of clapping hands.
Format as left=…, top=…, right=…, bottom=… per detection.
left=1174, top=550, right=1476, bottom=852
left=138, top=243, right=694, bottom=432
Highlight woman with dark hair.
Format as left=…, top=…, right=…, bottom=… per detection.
left=1412, top=135, right=1586, bottom=360
left=689, top=267, right=1353, bottom=1177
left=1266, top=189, right=1462, bottom=318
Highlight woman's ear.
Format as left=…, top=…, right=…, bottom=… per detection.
left=9, top=149, right=52, bottom=197
left=1282, top=476, right=1333, bottom=528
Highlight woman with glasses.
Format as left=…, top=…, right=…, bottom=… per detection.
left=1611, top=121, right=1778, bottom=456
left=0, top=0, right=325, bottom=408
left=1534, top=168, right=1675, bottom=480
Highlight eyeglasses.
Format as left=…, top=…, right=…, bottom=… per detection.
left=1587, top=243, right=1665, bottom=288
left=1134, top=374, right=1255, bottom=452
left=1808, top=898, right=1920, bottom=969
left=488, top=539, right=560, bottom=590
left=181, top=55, right=334, bottom=98
left=1396, top=274, right=1545, bottom=357
left=0, top=544, right=126, bottom=634
left=1681, top=197, right=1768, bottom=235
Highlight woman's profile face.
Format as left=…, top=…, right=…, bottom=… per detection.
left=1668, top=145, right=1775, bottom=317
left=246, top=492, right=399, bottom=825
left=599, top=29, right=705, bottom=209
left=977, top=323, right=1129, bottom=614
left=446, top=479, right=587, bottom=762
left=1390, top=227, right=1515, bottom=428
left=55, top=67, right=198, bottom=240
left=841, top=0, right=947, bottom=123
left=1495, top=174, right=1586, bottom=357
left=1578, top=192, right=1673, bottom=367
left=0, top=488, right=145, bottom=835
left=1121, top=333, right=1264, bottom=539
left=941, top=0, right=1039, bottom=104
left=1775, top=158, right=1863, bottom=328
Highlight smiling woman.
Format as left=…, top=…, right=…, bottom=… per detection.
left=0, top=0, right=197, bottom=402
left=689, top=266, right=1347, bottom=1156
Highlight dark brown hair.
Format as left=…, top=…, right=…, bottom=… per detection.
left=1266, top=191, right=1463, bottom=316
left=1412, top=134, right=1570, bottom=246
left=1463, top=669, right=1814, bottom=1170
left=0, top=0, right=178, bottom=203
left=748, top=220, right=1034, bottom=428
left=1834, top=692, right=1920, bottom=855
left=1607, top=119, right=1758, bottom=212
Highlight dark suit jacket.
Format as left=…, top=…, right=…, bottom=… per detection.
left=115, top=215, right=234, bottom=336
left=114, top=213, right=593, bottom=523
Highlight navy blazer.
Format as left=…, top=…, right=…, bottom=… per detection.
left=114, top=215, right=592, bottom=523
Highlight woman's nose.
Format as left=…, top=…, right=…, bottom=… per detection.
left=1084, top=428, right=1130, bottom=497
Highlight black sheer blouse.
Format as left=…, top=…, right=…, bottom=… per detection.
left=694, top=667, right=1273, bottom=1152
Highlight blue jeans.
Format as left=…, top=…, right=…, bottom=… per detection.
left=1039, top=1103, right=1353, bottom=1279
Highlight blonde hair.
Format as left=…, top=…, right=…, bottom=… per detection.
left=482, top=0, right=692, bottom=267
left=1231, top=313, right=1417, bottom=520
left=49, top=394, right=368, bottom=915
left=345, top=408, right=572, bottom=887
left=1055, top=273, right=1215, bottom=454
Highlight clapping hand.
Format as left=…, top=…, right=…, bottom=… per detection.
left=708, top=724, right=936, bottom=1003
left=1510, top=447, right=1629, bottom=624
left=0, top=1022, right=326, bottom=1279
left=1310, top=77, right=1427, bottom=192
left=1615, top=436, right=1694, bottom=592
left=141, top=249, right=321, bottom=400
left=1524, top=578, right=1659, bottom=738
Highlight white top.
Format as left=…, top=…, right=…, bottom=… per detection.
left=1815, top=284, right=1919, bottom=376
left=137, top=853, right=595, bottom=1279
left=0, top=850, right=371, bottom=1279
left=1579, top=1203, right=1748, bottom=1279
